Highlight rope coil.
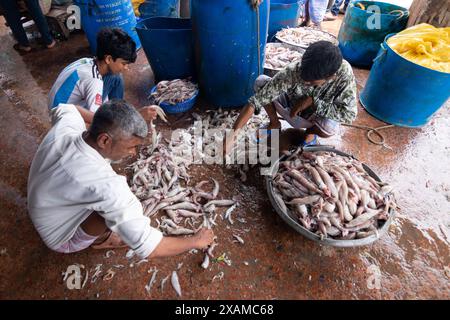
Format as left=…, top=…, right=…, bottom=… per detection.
left=342, top=123, right=394, bottom=149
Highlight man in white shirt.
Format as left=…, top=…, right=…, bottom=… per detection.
left=48, top=28, right=136, bottom=126
left=28, top=100, right=214, bottom=258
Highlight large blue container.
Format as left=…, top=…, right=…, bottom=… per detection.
left=74, top=0, right=141, bottom=55
left=136, top=17, right=194, bottom=81
left=360, top=34, right=450, bottom=128
left=138, top=0, right=180, bottom=19
left=338, top=1, right=408, bottom=68
left=268, top=0, right=301, bottom=41
left=191, top=0, right=270, bottom=107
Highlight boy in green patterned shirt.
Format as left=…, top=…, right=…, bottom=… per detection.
left=225, top=41, right=357, bottom=153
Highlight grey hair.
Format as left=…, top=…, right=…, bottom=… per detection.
left=89, top=99, right=148, bottom=139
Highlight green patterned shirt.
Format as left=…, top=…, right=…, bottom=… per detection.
left=249, top=60, right=357, bottom=124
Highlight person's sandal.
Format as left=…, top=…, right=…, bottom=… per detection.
left=13, top=43, right=32, bottom=55
left=300, top=134, right=318, bottom=147
left=254, top=123, right=281, bottom=143
left=91, top=231, right=128, bottom=250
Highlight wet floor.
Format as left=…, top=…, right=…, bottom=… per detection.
left=0, top=17, right=449, bottom=300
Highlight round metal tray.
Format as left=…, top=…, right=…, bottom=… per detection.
left=275, top=27, right=339, bottom=50
left=265, top=146, right=395, bottom=247
left=263, top=42, right=305, bottom=77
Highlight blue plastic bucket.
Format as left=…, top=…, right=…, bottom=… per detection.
left=268, top=0, right=301, bottom=41
left=74, top=0, right=141, bottom=55
left=191, top=0, right=270, bottom=107
left=136, top=17, right=195, bottom=81
left=138, top=0, right=180, bottom=19
left=360, top=34, right=450, bottom=128
left=149, top=85, right=198, bottom=114
left=338, top=1, right=408, bottom=68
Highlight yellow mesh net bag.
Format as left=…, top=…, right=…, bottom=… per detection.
left=387, top=23, right=450, bottom=73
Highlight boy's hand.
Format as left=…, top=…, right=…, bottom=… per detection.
left=290, top=96, right=313, bottom=118
left=139, top=105, right=159, bottom=122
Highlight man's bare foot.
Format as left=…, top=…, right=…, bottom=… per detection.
left=91, top=232, right=127, bottom=250
left=324, top=13, right=337, bottom=21
left=46, top=40, right=56, bottom=49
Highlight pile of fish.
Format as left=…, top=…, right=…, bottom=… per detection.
left=275, top=27, right=338, bottom=48
left=129, top=106, right=270, bottom=236
left=264, top=43, right=303, bottom=70
left=186, top=109, right=270, bottom=181
left=127, top=108, right=272, bottom=295
left=129, top=139, right=237, bottom=236
left=128, top=109, right=248, bottom=276
left=272, top=150, right=397, bottom=240
left=149, top=78, right=198, bottom=105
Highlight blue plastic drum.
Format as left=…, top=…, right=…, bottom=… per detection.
left=191, top=0, right=270, bottom=107
left=74, top=0, right=141, bottom=54
left=268, top=0, right=301, bottom=41
left=338, top=1, right=408, bottom=68
left=360, top=34, right=450, bottom=127
left=138, top=0, right=180, bottom=19
left=136, top=17, right=195, bottom=81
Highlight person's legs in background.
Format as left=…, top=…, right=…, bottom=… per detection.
left=344, top=0, right=350, bottom=11
left=308, top=0, right=329, bottom=29
left=0, top=0, right=55, bottom=51
left=0, top=0, right=32, bottom=50
left=330, top=0, right=344, bottom=16
left=324, top=0, right=338, bottom=21
left=102, top=74, right=125, bottom=101
left=300, top=0, right=311, bottom=27
left=24, top=0, right=55, bottom=47
left=332, top=0, right=350, bottom=15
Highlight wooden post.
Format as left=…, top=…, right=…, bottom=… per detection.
left=407, top=0, right=450, bottom=27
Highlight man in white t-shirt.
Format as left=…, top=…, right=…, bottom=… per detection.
left=48, top=28, right=136, bottom=126
left=28, top=100, right=214, bottom=258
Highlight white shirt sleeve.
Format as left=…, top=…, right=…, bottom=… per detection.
left=80, top=78, right=104, bottom=113
left=50, top=103, right=86, bottom=133
left=92, top=178, right=163, bottom=259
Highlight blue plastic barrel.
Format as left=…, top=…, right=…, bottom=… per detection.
left=360, top=34, right=450, bottom=128
left=191, top=0, right=270, bottom=107
left=138, top=0, right=180, bottom=19
left=74, top=0, right=141, bottom=55
left=338, top=1, right=408, bottom=68
left=136, top=17, right=194, bottom=81
left=268, top=0, right=301, bottom=41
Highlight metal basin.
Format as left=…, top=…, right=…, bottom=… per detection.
left=263, top=42, right=304, bottom=77
left=265, top=146, right=395, bottom=247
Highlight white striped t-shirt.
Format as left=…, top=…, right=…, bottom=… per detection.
left=48, top=58, right=104, bottom=112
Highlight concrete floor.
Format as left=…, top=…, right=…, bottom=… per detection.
left=0, top=16, right=449, bottom=300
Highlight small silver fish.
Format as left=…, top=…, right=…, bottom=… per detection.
left=171, top=271, right=182, bottom=297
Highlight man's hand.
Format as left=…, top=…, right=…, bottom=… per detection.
left=290, top=96, right=313, bottom=118
left=192, top=228, right=215, bottom=250
left=139, top=105, right=159, bottom=122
